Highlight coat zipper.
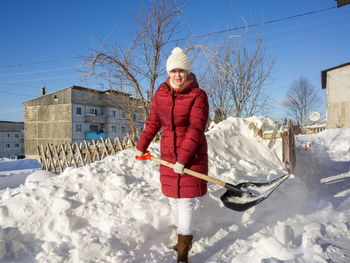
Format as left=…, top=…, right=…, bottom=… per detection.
left=171, top=91, right=181, bottom=198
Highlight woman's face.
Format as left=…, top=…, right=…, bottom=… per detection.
left=169, top=69, right=188, bottom=87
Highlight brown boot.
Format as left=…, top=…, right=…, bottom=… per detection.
left=176, top=234, right=193, bottom=263
left=172, top=243, right=178, bottom=251
left=172, top=238, right=192, bottom=251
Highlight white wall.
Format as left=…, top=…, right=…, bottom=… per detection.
left=326, top=64, right=350, bottom=128
left=327, top=65, right=350, bottom=103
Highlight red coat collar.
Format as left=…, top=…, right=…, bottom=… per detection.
left=163, top=73, right=198, bottom=94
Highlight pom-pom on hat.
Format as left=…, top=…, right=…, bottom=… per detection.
left=166, top=47, right=191, bottom=74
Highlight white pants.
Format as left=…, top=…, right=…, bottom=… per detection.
left=169, top=197, right=196, bottom=235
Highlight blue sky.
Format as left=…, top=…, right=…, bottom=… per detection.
left=1, top=0, right=349, bottom=122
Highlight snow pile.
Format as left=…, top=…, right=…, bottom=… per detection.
left=207, top=117, right=283, bottom=180
left=0, top=117, right=349, bottom=263
left=25, top=170, right=57, bottom=189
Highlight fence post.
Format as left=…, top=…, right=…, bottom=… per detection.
left=46, top=144, right=57, bottom=172
left=67, top=143, right=78, bottom=168
left=282, top=120, right=296, bottom=174
left=107, top=137, right=116, bottom=155
left=115, top=137, right=123, bottom=150
left=83, top=140, right=92, bottom=164
left=52, top=145, right=63, bottom=173
left=60, top=144, right=70, bottom=169
left=99, top=138, right=109, bottom=158
left=268, top=121, right=281, bottom=149
left=92, top=140, right=101, bottom=161
left=75, top=143, right=85, bottom=166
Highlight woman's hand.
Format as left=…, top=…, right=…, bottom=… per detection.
left=136, top=149, right=146, bottom=157
left=173, top=162, right=185, bottom=174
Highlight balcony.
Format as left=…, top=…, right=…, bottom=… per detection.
left=84, top=132, right=107, bottom=140
left=85, top=114, right=107, bottom=123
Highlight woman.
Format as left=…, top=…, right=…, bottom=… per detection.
left=136, top=47, right=209, bottom=263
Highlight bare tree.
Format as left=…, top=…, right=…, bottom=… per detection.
left=286, top=77, right=320, bottom=125
left=84, top=0, right=186, bottom=138
left=202, top=57, right=234, bottom=122
left=205, top=38, right=274, bottom=122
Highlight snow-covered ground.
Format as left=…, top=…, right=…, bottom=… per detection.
left=0, top=117, right=349, bottom=263
left=0, top=158, right=41, bottom=192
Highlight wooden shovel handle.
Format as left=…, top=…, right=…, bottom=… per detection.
left=150, top=155, right=226, bottom=188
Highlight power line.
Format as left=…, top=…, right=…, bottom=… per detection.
left=0, top=90, right=34, bottom=97
left=207, top=14, right=350, bottom=50
left=0, top=82, right=39, bottom=89
left=0, top=5, right=340, bottom=71
left=0, top=56, right=79, bottom=68
left=0, top=65, right=82, bottom=77
left=2, top=18, right=343, bottom=86
left=0, top=108, right=23, bottom=114
left=0, top=73, right=81, bottom=83
left=170, top=6, right=338, bottom=42
left=250, top=14, right=349, bottom=39
left=268, top=23, right=350, bottom=46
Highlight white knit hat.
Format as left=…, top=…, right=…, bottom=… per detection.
left=166, top=47, right=191, bottom=74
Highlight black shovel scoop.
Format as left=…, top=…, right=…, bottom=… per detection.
left=136, top=151, right=289, bottom=212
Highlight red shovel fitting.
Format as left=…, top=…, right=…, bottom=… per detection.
left=136, top=151, right=289, bottom=212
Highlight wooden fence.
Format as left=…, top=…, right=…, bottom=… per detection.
left=255, top=119, right=296, bottom=173
left=38, top=122, right=296, bottom=174
left=281, top=120, right=296, bottom=173
left=37, top=135, right=135, bottom=173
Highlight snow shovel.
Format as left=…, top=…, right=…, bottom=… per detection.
left=136, top=151, right=289, bottom=212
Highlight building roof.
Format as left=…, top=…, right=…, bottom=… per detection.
left=321, top=61, right=350, bottom=89
left=23, top=85, right=132, bottom=104
left=72, top=86, right=131, bottom=96
left=0, top=121, right=24, bottom=124
left=0, top=121, right=24, bottom=132
left=335, top=0, right=350, bottom=7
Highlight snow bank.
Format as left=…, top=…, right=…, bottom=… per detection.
left=25, top=170, right=57, bottom=189
left=0, top=117, right=349, bottom=263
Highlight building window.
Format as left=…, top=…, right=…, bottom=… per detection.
left=121, top=126, right=126, bottom=134
left=15, top=144, right=19, bottom=148
left=7, top=133, right=10, bottom=138
left=76, top=107, right=82, bottom=115
left=76, top=124, right=82, bottom=132
left=90, top=125, right=98, bottom=133
left=112, top=126, right=116, bottom=133
left=14, top=133, right=19, bottom=138
left=112, top=110, right=116, bottom=118
left=90, top=108, right=98, bottom=116
left=5, top=144, right=10, bottom=149
left=122, top=111, right=126, bottom=118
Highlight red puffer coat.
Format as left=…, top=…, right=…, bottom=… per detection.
left=136, top=74, right=209, bottom=198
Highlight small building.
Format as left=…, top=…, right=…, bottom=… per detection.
left=23, top=86, right=144, bottom=158
left=302, top=119, right=327, bottom=134
left=321, top=62, right=350, bottom=128
left=0, top=121, right=24, bottom=158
